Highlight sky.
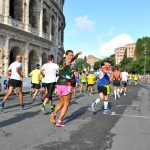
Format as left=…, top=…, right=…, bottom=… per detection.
left=63, top=0, right=150, bottom=59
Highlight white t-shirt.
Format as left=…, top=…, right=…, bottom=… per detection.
left=121, top=71, right=129, bottom=82
left=8, top=61, right=22, bottom=80
left=42, top=63, right=59, bottom=83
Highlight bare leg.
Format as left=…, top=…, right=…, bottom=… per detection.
left=3, top=86, right=14, bottom=103
left=17, top=87, right=23, bottom=105
left=58, top=93, right=72, bottom=121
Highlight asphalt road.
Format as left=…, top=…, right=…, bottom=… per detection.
left=0, top=85, right=150, bottom=150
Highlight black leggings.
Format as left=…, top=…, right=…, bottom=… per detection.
left=45, top=82, right=56, bottom=100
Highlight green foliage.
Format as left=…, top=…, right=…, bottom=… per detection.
left=93, top=54, right=115, bottom=70
left=93, top=60, right=101, bottom=70
left=75, top=58, right=90, bottom=71
left=135, top=37, right=150, bottom=57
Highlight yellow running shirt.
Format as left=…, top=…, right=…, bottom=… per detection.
left=29, top=69, right=42, bottom=84
left=87, top=74, right=96, bottom=84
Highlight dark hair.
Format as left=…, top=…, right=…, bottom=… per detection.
left=114, top=66, right=119, bottom=70
left=104, top=59, right=111, bottom=64
left=35, top=64, right=40, bottom=69
left=48, top=55, right=54, bottom=61
left=65, top=50, right=73, bottom=55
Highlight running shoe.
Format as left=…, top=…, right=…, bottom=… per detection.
left=40, top=104, right=45, bottom=111
left=91, top=102, right=96, bottom=113
left=51, top=104, right=55, bottom=111
left=103, top=109, right=111, bottom=114
left=40, top=99, right=44, bottom=103
left=124, top=93, right=126, bottom=96
left=49, top=113, right=56, bottom=124
left=21, top=103, right=26, bottom=110
left=56, top=120, right=65, bottom=127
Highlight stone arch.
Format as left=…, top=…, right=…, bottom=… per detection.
left=29, top=0, right=39, bottom=28
left=51, top=15, right=55, bottom=36
left=9, top=0, right=23, bottom=21
left=28, top=50, right=39, bottom=73
left=9, top=46, right=21, bottom=65
left=43, top=8, right=49, bottom=33
left=42, top=53, right=47, bottom=65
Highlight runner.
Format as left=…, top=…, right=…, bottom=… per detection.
left=112, top=66, right=121, bottom=100
left=121, top=69, right=129, bottom=95
left=80, top=71, right=87, bottom=93
left=133, top=73, right=138, bottom=86
left=40, top=75, right=47, bottom=98
left=128, top=73, right=132, bottom=85
left=0, top=55, right=25, bottom=111
left=40, top=55, right=59, bottom=113
left=72, top=69, right=78, bottom=98
left=91, top=60, right=111, bottom=114
left=87, top=71, right=96, bottom=95
left=29, top=64, right=42, bottom=102
left=50, top=50, right=82, bottom=127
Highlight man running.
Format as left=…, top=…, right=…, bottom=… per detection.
left=50, top=50, right=82, bottom=127
left=80, top=71, right=87, bottom=93
left=40, top=55, right=59, bottom=112
left=91, top=60, right=111, bottom=114
left=29, top=64, right=42, bottom=101
left=0, top=55, right=25, bottom=111
left=112, top=66, right=121, bottom=100
left=87, top=71, right=96, bottom=95
left=121, top=69, right=129, bottom=95
left=133, top=73, right=138, bottom=86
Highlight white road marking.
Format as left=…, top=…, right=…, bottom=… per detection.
left=110, top=112, right=150, bottom=119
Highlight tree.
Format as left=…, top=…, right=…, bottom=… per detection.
left=75, top=58, right=90, bottom=71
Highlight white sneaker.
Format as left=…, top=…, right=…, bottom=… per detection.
left=91, top=103, right=96, bottom=113
left=124, top=93, right=126, bottom=96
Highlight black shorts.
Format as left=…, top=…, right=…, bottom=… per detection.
left=88, top=84, right=94, bottom=87
left=122, top=81, right=127, bottom=87
left=81, top=82, right=86, bottom=85
left=72, top=81, right=76, bottom=88
left=45, top=82, right=56, bottom=100
left=42, top=83, right=46, bottom=88
left=113, top=80, right=120, bottom=86
left=32, top=83, right=41, bottom=89
left=97, top=86, right=107, bottom=96
left=8, top=79, right=22, bottom=88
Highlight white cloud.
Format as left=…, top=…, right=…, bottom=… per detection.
left=74, top=16, right=94, bottom=32
left=98, top=34, right=134, bottom=58
left=67, top=16, right=94, bottom=36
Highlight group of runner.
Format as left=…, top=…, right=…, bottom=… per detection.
left=0, top=50, right=138, bottom=127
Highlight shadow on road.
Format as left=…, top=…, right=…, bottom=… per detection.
left=64, top=106, right=89, bottom=123
left=0, top=110, right=41, bottom=128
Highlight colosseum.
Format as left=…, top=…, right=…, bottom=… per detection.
left=0, top=0, right=65, bottom=76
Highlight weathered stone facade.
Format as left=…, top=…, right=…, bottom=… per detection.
left=0, top=0, right=65, bottom=76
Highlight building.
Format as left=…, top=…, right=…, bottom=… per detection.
left=0, top=0, right=65, bottom=76
left=87, top=55, right=100, bottom=67
left=115, top=43, right=136, bottom=64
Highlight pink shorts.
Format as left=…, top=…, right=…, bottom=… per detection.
left=56, top=85, right=72, bottom=96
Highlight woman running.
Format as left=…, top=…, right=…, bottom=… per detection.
left=50, top=50, right=82, bottom=127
